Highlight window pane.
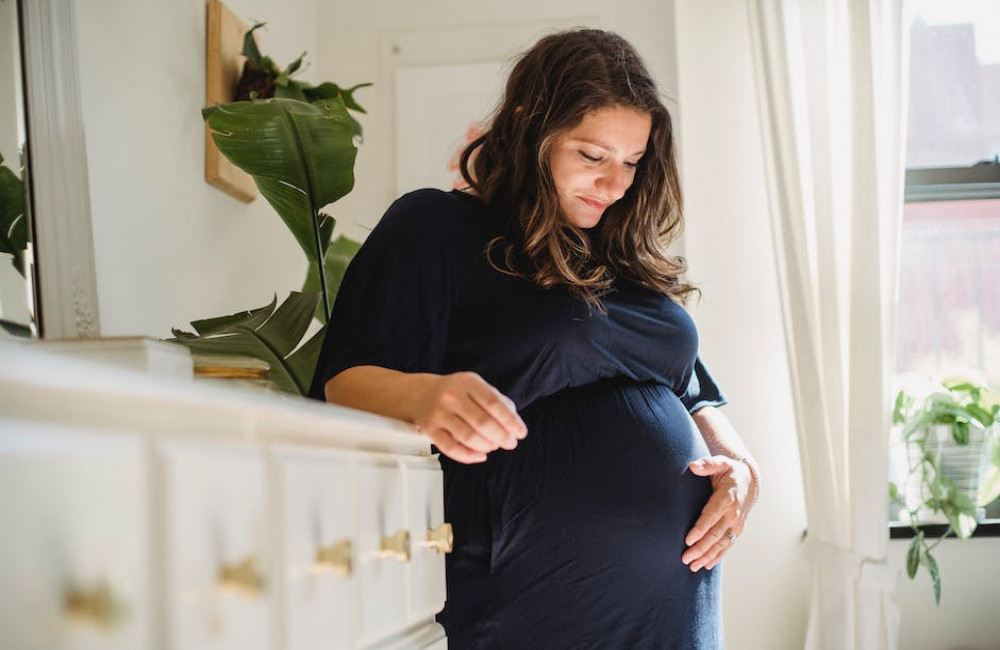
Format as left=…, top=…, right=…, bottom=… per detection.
left=895, top=198, right=1000, bottom=387
left=906, top=0, right=1000, bottom=168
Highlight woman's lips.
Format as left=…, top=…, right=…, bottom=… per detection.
left=580, top=196, right=611, bottom=211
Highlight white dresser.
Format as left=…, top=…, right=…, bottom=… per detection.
left=0, top=340, right=450, bottom=650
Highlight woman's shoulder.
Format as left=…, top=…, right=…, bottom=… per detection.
left=376, top=187, right=495, bottom=244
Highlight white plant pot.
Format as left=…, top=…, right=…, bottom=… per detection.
left=893, top=422, right=991, bottom=526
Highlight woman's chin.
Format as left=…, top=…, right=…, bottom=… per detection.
left=562, top=213, right=602, bottom=229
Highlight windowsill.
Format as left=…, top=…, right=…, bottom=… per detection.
left=889, top=520, right=1000, bottom=539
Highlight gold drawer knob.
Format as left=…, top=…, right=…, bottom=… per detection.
left=380, top=530, right=411, bottom=562
left=427, top=522, right=454, bottom=554
left=218, top=556, right=265, bottom=596
left=316, top=539, right=353, bottom=576
left=64, top=578, right=125, bottom=630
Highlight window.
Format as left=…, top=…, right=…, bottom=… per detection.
left=892, top=0, right=1000, bottom=526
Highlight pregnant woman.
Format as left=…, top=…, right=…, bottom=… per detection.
left=309, top=28, right=760, bottom=649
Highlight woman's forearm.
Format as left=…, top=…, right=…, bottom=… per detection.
left=691, top=405, right=760, bottom=504
left=324, top=366, right=526, bottom=464
left=324, top=365, right=440, bottom=423
left=690, top=406, right=750, bottom=459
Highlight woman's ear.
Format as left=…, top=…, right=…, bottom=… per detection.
left=513, top=105, right=525, bottom=117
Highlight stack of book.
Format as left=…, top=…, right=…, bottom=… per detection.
left=192, top=354, right=278, bottom=391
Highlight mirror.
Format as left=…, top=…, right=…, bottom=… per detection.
left=0, top=0, right=36, bottom=338
left=7, top=0, right=100, bottom=340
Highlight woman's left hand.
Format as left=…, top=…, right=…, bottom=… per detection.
left=681, top=455, right=755, bottom=572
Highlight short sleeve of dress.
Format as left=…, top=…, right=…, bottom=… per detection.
left=678, top=356, right=728, bottom=414
left=307, top=191, right=456, bottom=402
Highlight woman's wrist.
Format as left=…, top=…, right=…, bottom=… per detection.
left=326, top=366, right=442, bottom=426
left=404, top=372, right=446, bottom=425
left=737, top=456, right=760, bottom=511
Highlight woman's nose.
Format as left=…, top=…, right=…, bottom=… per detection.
left=598, top=167, right=630, bottom=200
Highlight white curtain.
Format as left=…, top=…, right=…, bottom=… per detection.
left=746, top=0, right=912, bottom=648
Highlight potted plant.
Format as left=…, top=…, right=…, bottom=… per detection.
left=168, top=22, right=368, bottom=395
left=889, top=375, right=1000, bottom=603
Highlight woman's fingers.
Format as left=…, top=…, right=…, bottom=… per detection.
left=446, top=373, right=525, bottom=448
left=683, top=458, right=749, bottom=571
left=683, top=517, right=741, bottom=571
left=423, top=425, right=488, bottom=464
left=687, top=455, right=731, bottom=479
left=683, top=476, right=737, bottom=546
left=467, top=379, right=528, bottom=442
left=415, top=371, right=527, bottom=463
left=691, top=526, right=736, bottom=571
left=440, top=411, right=508, bottom=453
left=682, top=514, right=727, bottom=567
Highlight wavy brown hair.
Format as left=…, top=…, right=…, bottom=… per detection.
left=459, top=28, right=699, bottom=312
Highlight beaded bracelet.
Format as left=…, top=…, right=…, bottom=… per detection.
left=737, top=456, right=760, bottom=511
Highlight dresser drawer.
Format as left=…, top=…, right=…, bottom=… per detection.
left=404, top=459, right=448, bottom=624
left=160, top=441, right=269, bottom=650
left=0, top=421, right=150, bottom=650
left=356, top=456, right=408, bottom=646
left=274, top=447, right=354, bottom=650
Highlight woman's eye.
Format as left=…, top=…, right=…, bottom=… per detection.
left=579, top=151, right=602, bottom=163
left=624, top=161, right=639, bottom=170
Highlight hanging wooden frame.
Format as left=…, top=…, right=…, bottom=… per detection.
left=204, top=0, right=257, bottom=202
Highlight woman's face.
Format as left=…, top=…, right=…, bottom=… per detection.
left=547, top=105, right=652, bottom=228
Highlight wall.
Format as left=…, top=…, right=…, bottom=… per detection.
left=0, top=0, right=21, bottom=163
left=673, top=1, right=809, bottom=647
left=73, top=0, right=322, bottom=337
left=888, top=536, right=1000, bottom=649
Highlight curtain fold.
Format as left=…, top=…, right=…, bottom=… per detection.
left=746, top=0, right=912, bottom=647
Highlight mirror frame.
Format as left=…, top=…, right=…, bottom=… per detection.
left=20, top=0, right=100, bottom=338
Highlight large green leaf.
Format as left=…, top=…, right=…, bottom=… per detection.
left=315, top=212, right=335, bottom=252
left=304, top=82, right=372, bottom=140
left=305, top=82, right=372, bottom=114
left=177, top=333, right=301, bottom=394
left=0, top=153, right=27, bottom=276
left=254, top=290, right=318, bottom=357
left=168, top=292, right=321, bottom=395
left=302, top=234, right=362, bottom=323
left=203, top=97, right=357, bottom=266
left=179, top=295, right=278, bottom=338
left=285, top=324, right=327, bottom=394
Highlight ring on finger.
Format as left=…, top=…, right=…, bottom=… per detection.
left=724, top=529, right=737, bottom=544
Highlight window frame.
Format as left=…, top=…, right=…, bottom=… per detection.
left=890, top=159, right=1000, bottom=535
left=904, top=159, right=1000, bottom=202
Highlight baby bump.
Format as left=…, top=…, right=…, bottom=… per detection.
left=437, top=377, right=723, bottom=646
left=487, top=377, right=714, bottom=570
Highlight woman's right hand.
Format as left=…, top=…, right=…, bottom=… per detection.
left=412, top=371, right=528, bottom=464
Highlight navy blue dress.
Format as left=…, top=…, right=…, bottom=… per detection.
left=309, top=189, right=728, bottom=649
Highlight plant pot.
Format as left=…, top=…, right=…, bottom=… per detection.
left=898, top=422, right=990, bottom=525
